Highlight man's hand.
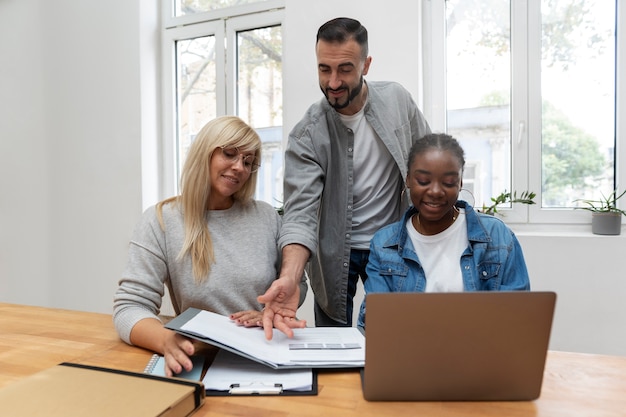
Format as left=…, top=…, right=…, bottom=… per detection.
left=257, top=276, right=306, bottom=340
left=259, top=244, right=310, bottom=340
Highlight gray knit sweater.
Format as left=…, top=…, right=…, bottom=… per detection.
left=113, top=199, right=304, bottom=344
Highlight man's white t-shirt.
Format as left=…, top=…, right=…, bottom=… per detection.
left=339, top=106, right=401, bottom=250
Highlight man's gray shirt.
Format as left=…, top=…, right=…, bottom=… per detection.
left=279, top=81, right=431, bottom=323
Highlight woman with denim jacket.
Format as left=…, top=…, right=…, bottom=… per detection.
left=357, top=133, right=530, bottom=329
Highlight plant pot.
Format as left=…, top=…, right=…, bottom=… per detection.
left=591, top=212, right=622, bottom=235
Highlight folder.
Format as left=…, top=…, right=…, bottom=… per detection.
left=202, top=349, right=318, bottom=396
left=0, top=362, right=205, bottom=417
left=165, top=307, right=365, bottom=369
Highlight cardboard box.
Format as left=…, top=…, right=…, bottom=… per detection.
left=0, top=362, right=205, bottom=417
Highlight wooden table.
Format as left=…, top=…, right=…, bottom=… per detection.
left=1, top=302, right=625, bottom=417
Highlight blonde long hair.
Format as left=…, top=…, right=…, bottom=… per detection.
left=157, top=116, right=261, bottom=281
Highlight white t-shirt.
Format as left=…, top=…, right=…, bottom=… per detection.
left=406, top=209, right=468, bottom=292
left=339, top=107, right=401, bottom=249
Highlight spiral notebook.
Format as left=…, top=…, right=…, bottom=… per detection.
left=144, top=354, right=205, bottom=381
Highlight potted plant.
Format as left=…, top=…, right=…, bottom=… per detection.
left=574, top=189, right=626, bottom=235
left=480, top=190, right=536, bottom=216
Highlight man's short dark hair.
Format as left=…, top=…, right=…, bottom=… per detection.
left=316, top=17, right=368, bottom=59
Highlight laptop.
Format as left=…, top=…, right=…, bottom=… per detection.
left=361, top=291, right=556, bottom=401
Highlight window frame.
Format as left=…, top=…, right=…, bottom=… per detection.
left=423, top=0, right=625, bottom=225
left=160, top=0, right=285, bottom=199
left=161, top=20, right=225, bottom=198
left=224, top=9, right=285, bottom=116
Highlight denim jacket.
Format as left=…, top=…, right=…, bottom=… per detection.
left=279, top=81, right=431, bottom=323
left=357, top=201, right=530, bottom=328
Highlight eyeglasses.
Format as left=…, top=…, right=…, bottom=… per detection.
left=218, top=146, right=261, bottom=173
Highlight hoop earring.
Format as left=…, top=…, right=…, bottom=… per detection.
left=459, top=188, right=475, bottom=207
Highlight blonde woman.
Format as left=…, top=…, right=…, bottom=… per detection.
left=114, top=116, right=307, bottom=376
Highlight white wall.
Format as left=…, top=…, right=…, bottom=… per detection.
left=0, top=0, right=50, bottom=307
left=0, top=0, right=145, bottom=313
left=517, top=233, right=626, bottom=356
left=1, top=0, right=625, bottom=357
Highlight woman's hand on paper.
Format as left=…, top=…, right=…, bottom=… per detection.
left=230, top=310, right=264, bottom=327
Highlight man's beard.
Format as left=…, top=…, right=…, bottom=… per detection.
left=322, top=76, right=364, bottom=110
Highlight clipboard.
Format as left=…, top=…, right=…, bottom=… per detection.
left=202, top=349, right=318, bottom=396
left=204, top=371, right=318, bottom=396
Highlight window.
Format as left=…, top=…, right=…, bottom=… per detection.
left=424, top=0, right=622, bottom=224
left=231, top=21, right=284, bottom=205
left=162, top=1, right=285, bottom=206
